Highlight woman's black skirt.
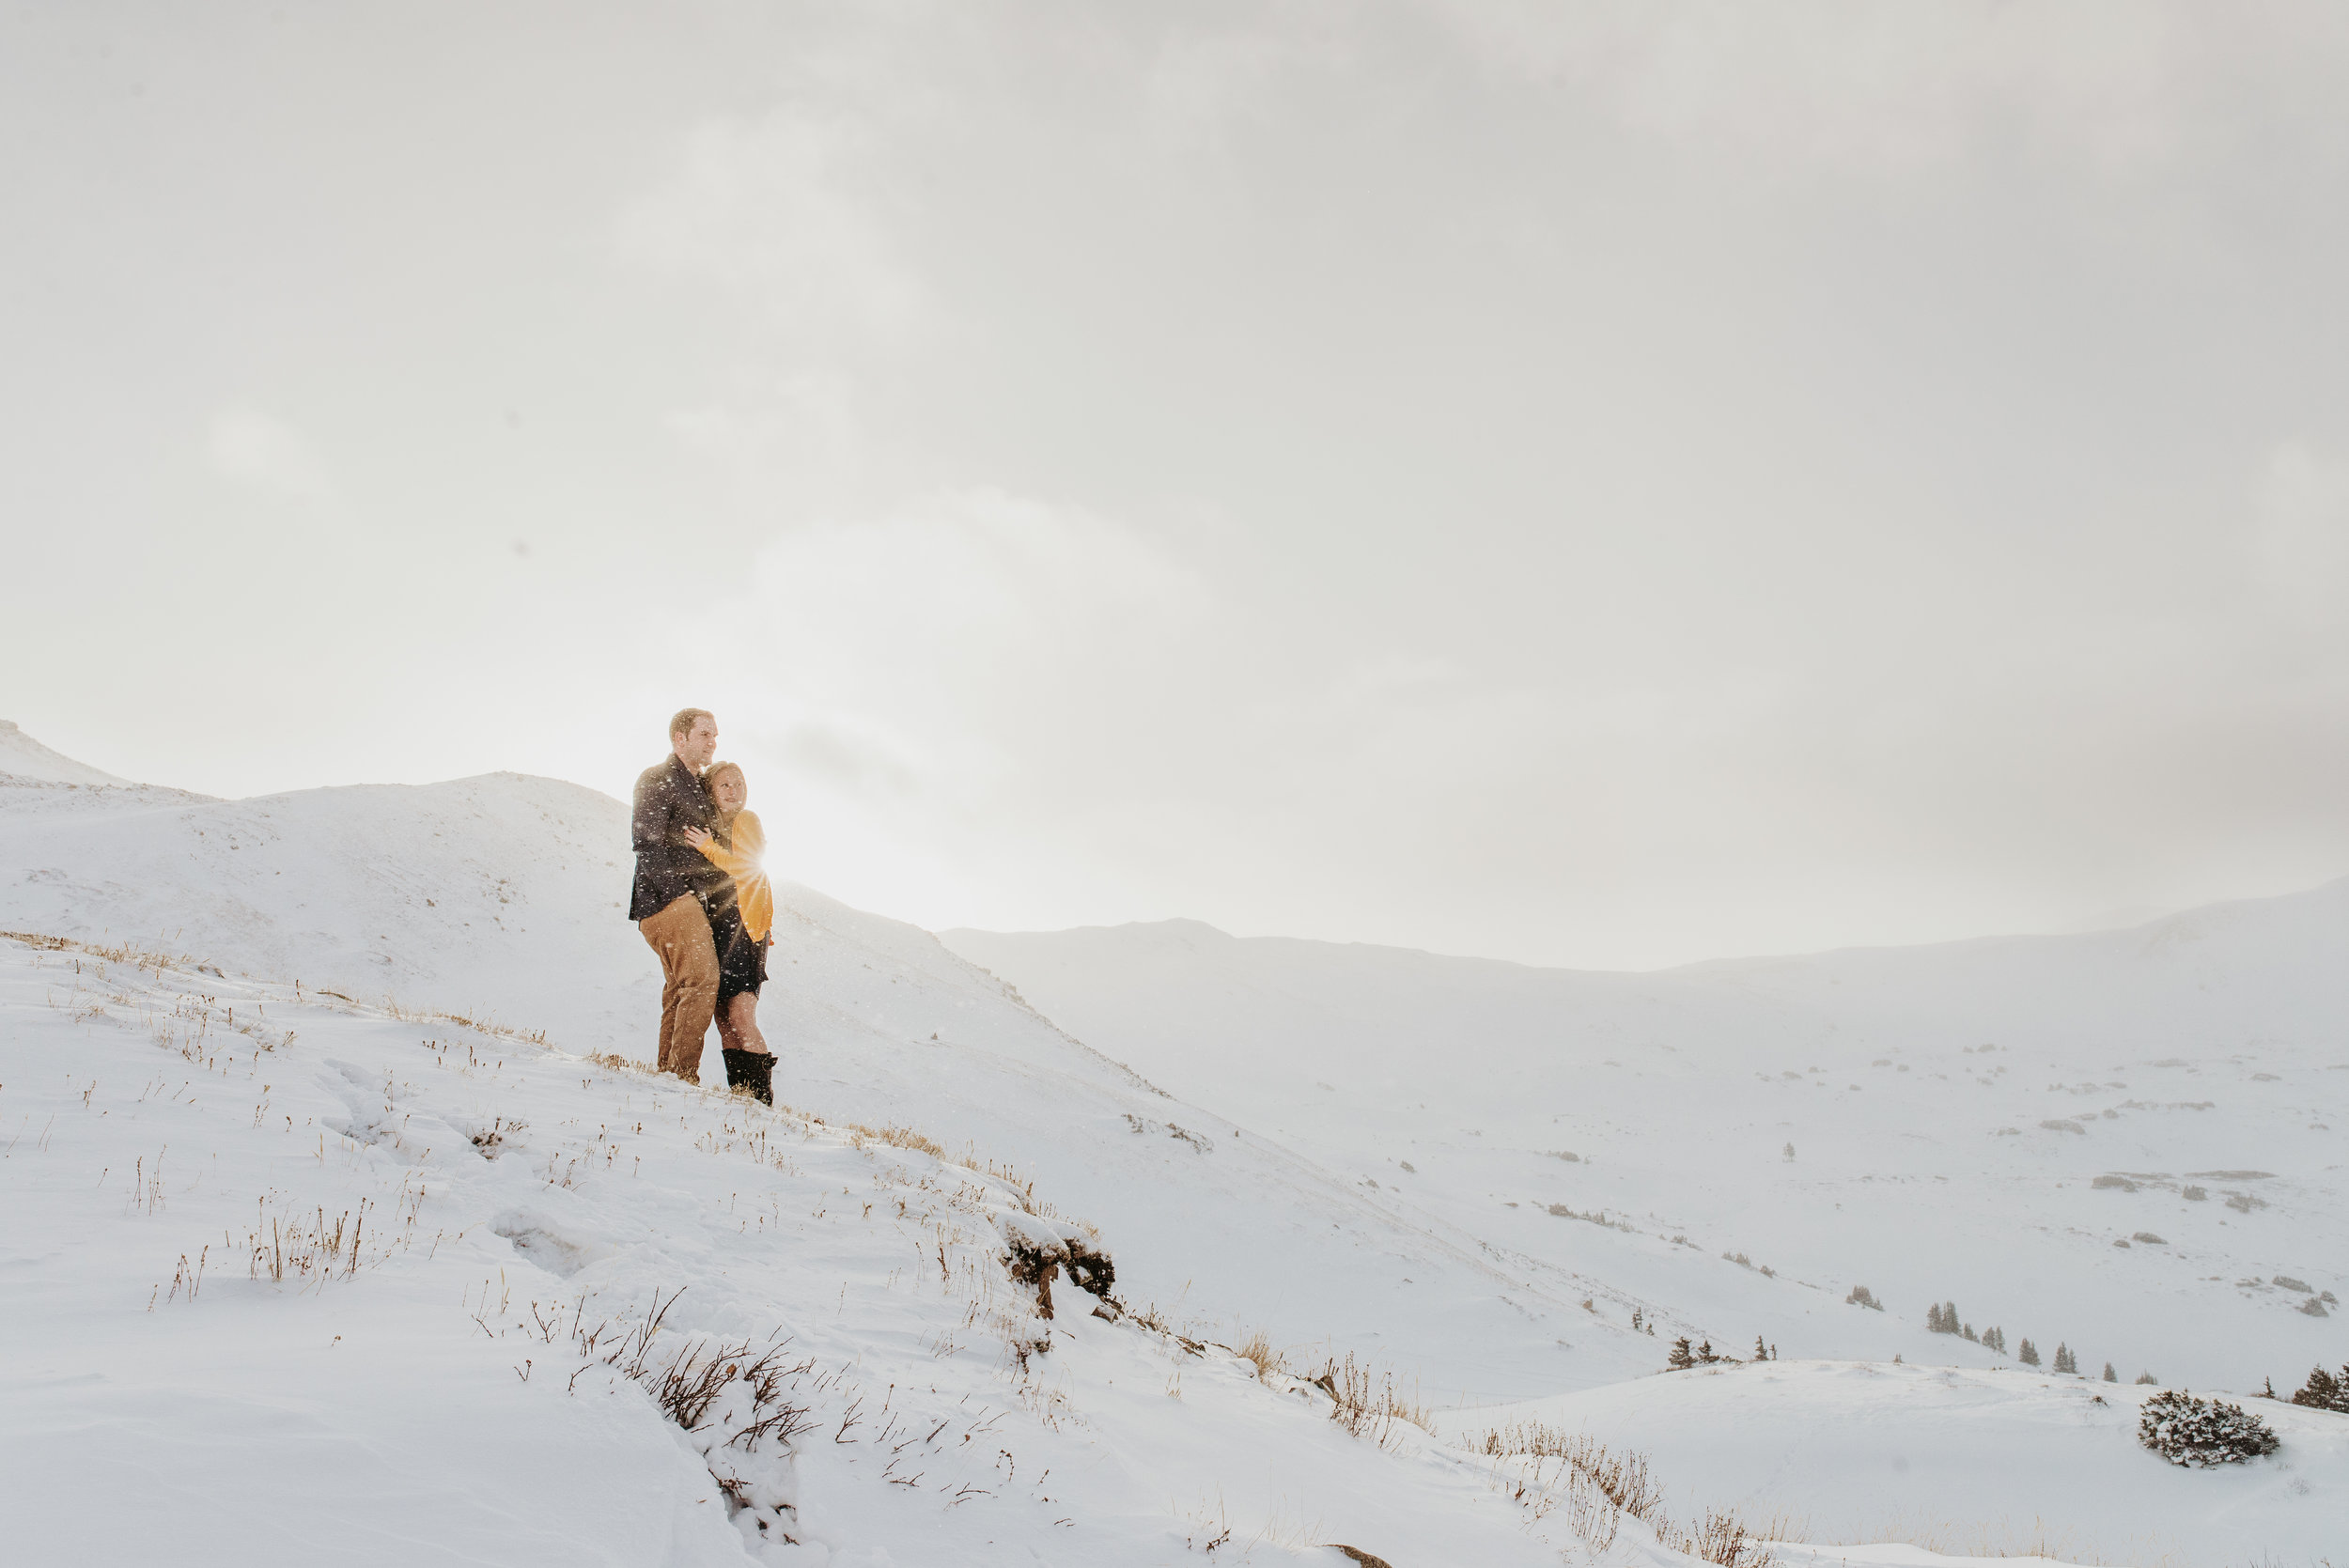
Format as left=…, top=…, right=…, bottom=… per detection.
left=708, top=896, right=770, bottom=1003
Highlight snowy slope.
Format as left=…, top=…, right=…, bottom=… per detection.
left=0, top=742, right=1666, bottom=1403
left=0, top=717, right=138, bottom=784
left=0, top=937, right=1582, bottom=1567
left=941, top=905, right=2349, bottom=1402
left=8, top=724, right=2342, bottom=1566
left=14, top=933, right=2332, bottom=1568
left=1436, top=1360, right=2349, bottom=1567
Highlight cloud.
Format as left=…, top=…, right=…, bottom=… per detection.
left=1416, top=0, right=2345, bottom=173
left=206, top=407, right=335, bottom=501
left=2256, top=442, right=2349, bottom=624
left=715, top=489, right=1212, bottom=798
left=618, top=109, right=931, bottom=344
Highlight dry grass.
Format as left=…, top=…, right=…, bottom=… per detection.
left=1470, top=1421, right=1780, bottom=1567
left=849, top=1122, right=947, bottom=1160
left=1312, top=1352, right=1434, bottom=1452
left=370, top=990, right=549, bottom=1048
left=3, top=929, right=202, bottom=974
left=1233, top=1327, right=1290, bottom=1382
left=644, top=1337, right=821, bottom=1451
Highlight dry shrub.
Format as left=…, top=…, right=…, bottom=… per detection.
left=646, top=1338, right=821, bottom=1451
left=1313, top=1352, right=1433, bottom=1451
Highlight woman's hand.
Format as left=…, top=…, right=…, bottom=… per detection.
left=680, top=825, right=712, bottom=849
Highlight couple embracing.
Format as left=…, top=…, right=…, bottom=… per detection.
left=629, top=707, right=776, bottom=1103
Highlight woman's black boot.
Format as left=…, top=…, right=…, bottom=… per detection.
left=723, top=1048, right=774, bottom=1106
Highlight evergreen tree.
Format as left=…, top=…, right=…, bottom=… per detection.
left=1667, top=1337, right=1695, bottom=1371
left=1925, top=1302, right=1944, bottom=1333
left=2135, top=1371, right=2158, bottom=1385
left=2104, top=1363, right=2119, bottom=1383
left=1983, top=1327, right=2005, bottom=1354
left=1754, top=1336, right=1768, bottom=1361
left=1696, top=1340, right=1719, bottom=1364
left=2054, top=1343, right=2077, bottom=1374
left=2019, top=1338, right=2041, bottom=1366
left=2291, top=1365, right=2349, bottom=1413
left=1962, top=1323, right=1979, bottom=1343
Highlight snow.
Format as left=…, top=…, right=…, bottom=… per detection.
left=0, top=718, right=138, bottom=785
left=942, top=909, right=2349, bottom=1390
left=0, top=936, right=1581, bottom=1566
left=5, top=722, right=2343, bottom=1567
left=1436, top=1361, right=2346, bottom=1566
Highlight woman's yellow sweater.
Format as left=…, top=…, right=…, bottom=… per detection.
left=694, top=809, right=773, bottom=942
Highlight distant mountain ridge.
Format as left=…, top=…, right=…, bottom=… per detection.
left=0, top=718, right=138, bottom=785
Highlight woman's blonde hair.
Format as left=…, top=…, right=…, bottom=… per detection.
left=703, top=760, right=746, bottom=795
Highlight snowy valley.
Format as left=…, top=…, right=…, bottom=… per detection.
left=2, top=722, right=2343, bottom=1567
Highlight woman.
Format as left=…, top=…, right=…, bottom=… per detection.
left=681, top=761, right=775, bottom=1104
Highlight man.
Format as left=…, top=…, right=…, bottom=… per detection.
left=630, top=707, right=731, bottom=1081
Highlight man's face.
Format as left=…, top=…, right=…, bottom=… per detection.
left=674, top=715, right=719, bottom=769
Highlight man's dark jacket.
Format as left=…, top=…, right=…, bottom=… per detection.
left=629, top=755, right=731, bottom=922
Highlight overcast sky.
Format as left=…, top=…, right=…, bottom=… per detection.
left=6, top=1, right=2348, bottom=969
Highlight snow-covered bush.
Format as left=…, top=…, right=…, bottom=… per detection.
left=2138, top=1390, right=2279, bottom=1467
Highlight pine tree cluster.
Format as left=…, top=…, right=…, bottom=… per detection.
left=1981, top=1326, right=2005, bottom=1354
left=2053, top=1343, right=2078, bottom=1375
left=1666, top=1336, right=1773, bottom=1372
left=1845, top=1284, right=1883, bottom=1311
left=2018, top=1338, right=2040, bottom=1367
left=2289, top=1364, right=2349, bottom=1413
left=2138, top=1390, right=2280, bottom=1467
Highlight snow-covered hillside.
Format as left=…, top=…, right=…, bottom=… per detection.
left=1438, top=1360, right=2348, bottom=1566
left=942, top=910, right=2349, bottom=1405
left=0, top=717, right=138, bottom=785
left=7, top=722, right=2341, bottom=1566
left=0, top=935, right=1590, bottom=1566
left=0, top=734, right=1665, bottom=1403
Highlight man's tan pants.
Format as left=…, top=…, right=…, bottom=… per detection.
left=640, top=893, right=717, bottom=1082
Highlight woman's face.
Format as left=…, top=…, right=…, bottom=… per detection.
left=709, top=768, right=748, bottom=812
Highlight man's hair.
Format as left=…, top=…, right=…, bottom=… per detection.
left=669, top=707, right=715, bottom=740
